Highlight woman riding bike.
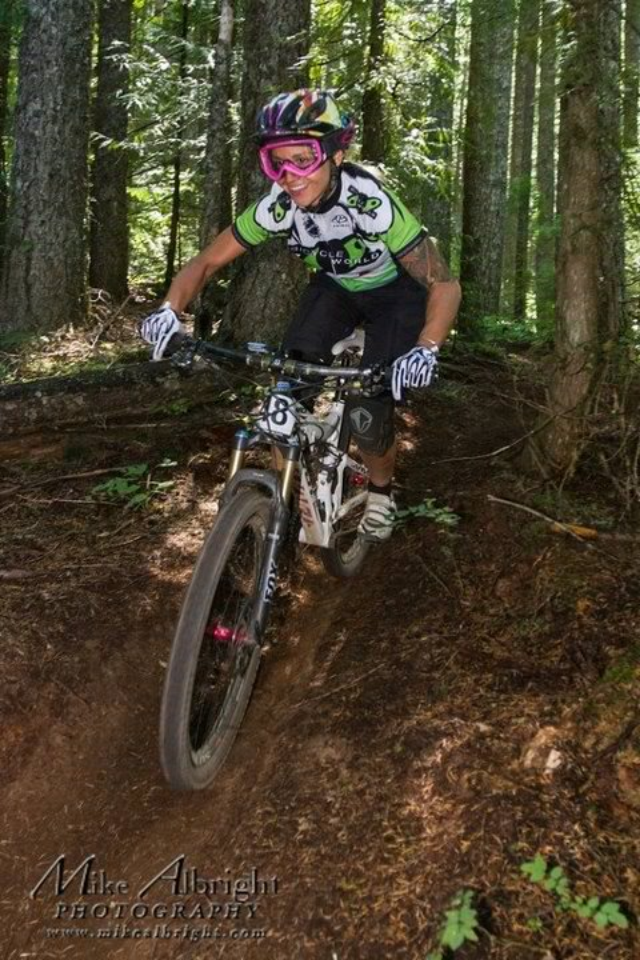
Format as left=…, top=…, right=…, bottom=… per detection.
left=140, top=89, right=461, bottom=541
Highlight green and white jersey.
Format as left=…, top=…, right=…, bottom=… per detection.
left=232, top=163, right=426, bottom=292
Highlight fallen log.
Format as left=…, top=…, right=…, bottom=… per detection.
left=0, top=359, right=235, bottom=438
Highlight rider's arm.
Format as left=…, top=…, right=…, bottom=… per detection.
left=398, top=237, right=461, bottom=348
left=164, top=227, right=247, bottom=313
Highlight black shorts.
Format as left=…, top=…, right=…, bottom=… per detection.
left=281, top=272, right=426, bottom=365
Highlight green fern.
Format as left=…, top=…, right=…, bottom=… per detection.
left=426, top=889, right=480, bottom=959
left=393, top=497, right=459, bottom=530
left=520, top=855, right=628, bottom=930
left=91, top=460, right=176, bottom=509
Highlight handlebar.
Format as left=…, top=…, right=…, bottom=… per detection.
left=165, top=333, right=390, bottom=387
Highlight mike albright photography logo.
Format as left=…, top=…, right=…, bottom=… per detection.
left=30, top=853, right=279, bottom=936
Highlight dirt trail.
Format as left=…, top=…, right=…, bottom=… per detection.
left=1, top=549, right=348, bottom=958
left=1, top=369, right=639, bottom=959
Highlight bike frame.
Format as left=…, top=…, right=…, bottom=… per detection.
left=221, top=389, right=365, bottom=642
left=167, top=334, right=383, bottom=645
left=297, top=403, right=369, bottom=547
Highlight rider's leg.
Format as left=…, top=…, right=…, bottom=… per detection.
left=352, top=274, right=427, bottom=541
left=282, top=274, right=360, bottom=368
left=275, top=277, right=360, bottom=473
left=359, top=440, right=396, bottom=486
left=346, top=393, right=398, bottom=540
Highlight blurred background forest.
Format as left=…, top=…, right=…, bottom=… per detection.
left=0, top=0, right=638, bottom=497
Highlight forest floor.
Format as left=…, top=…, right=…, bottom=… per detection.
left=0, top=329, right=639, bottom=960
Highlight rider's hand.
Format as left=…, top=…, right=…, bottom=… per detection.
left=138, top=303, right=185, bottom=361
left=391, top=344, right=438, bottom=402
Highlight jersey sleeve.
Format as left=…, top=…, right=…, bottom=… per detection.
left=381, top=188, right=427, bottom=258
left=232, top=187, right=294, bottom=248
left=232, top=200, right=270, bottom=248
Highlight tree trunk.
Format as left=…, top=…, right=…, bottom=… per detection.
left=597, top=1, right=625, bottom=344
left=451, top=23, right=470, bottom=269
left=534, top=0, right=624, bottom=474
left=195, top=0, right=235, bottom=338
left=0, top=0, right=94, bottom=333
left=458, top=0, right=516, bottom=334
left=89, top=0, right=133, bottom=303
left=502, top=0, right=540, bottom=321
left=0, top=0, right=15, bottom=275
left=222, top=0, right=311, bottom=347
left=164, top=0, right=190, bottom=290
left=534, top=0, right=557, bottom=336
left=361, top=0, right=386, bottom=164
left=421, top=0, right=457, bottom=263
left=624, top=0, right=640, bottom=146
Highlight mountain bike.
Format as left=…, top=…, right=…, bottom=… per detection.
left=158, top=331, right=389, bottom=790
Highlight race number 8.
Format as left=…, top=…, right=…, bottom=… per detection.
left=270, top=396, right=290, bottom=426
left=257, top=392, right=296, bottom=437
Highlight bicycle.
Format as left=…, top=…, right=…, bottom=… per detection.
left=158, top=331, right=390, bottom=790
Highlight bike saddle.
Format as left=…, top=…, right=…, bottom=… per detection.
left=331, top=328, right=365, bottom=357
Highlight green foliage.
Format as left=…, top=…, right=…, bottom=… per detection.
left=119, top=2, right=227, bottom=283
left=393, top=498, right=459, bottom=530
left=154, top=397, right=193, bottom=417
left=529, top=488, right=617, bottom=531
left=422, top=859, right=629, bottom=958
left=432, top=381, right=474, bottom=404
left=426, top=889, right=480, bottom=959
left=91, top=459, right=177, bottom=509
left=0, top=330, right=35, bottom=350
left=216, top=382, right=267, bottom=406
left=0, top=331, right=136, bottom=384
left=308, top=0, right=457, bottom=212
left=600, top=645, right=640, bottom=685
left=520, top=854, right=629, bottom=930
left=480, top=314, right=540, bottom=346
left=454, top=312, right=544, bottom=350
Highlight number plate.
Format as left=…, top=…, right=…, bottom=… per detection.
left=255, top=393, right=297, bottom=438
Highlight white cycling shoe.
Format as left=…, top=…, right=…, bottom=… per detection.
left=358, top=491, right=396, bottom=542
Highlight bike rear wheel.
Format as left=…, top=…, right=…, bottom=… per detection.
left=159, top=489, right=272, bottom=790
left=320, top=427, right=370, bottom=579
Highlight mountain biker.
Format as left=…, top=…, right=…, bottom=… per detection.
left=140, top=89, right=461, bottom=541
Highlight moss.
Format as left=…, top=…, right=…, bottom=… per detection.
left=600, top=646, right=640, bottom=686
left=530, top=489, right=617, bottom=530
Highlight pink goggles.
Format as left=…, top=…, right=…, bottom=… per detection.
left=258, top=138, right=328, bottom=181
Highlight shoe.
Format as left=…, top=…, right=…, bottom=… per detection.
left=358, top=491, right=396, bottom=542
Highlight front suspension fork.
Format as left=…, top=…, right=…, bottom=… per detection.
left=253, top=445, right=299, bottom=638
left=223, top=431, right=300, bottom=643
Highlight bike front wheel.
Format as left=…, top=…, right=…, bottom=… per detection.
left=159, top=489, right=272, bottom=790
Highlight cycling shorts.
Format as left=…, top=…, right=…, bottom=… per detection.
left=281, top=271, right=426, bottom=366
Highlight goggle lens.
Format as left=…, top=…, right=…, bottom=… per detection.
left=271, top=153, right=315, bottom=173
left=259, top=139, right=326, bottom=181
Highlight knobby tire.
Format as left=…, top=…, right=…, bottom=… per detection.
left=159, top=489, right=272, bottom=790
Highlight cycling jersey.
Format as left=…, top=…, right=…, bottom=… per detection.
left=232, top=163, right=426, bottom=292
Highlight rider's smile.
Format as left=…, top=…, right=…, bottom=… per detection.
left=272, top=145, right=343, bottom=208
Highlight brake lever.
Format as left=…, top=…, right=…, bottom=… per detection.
left=169, top=340, right=198, bottom=371
left=361, top=364, right=389, bottom=397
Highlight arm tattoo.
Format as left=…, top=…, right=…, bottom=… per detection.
left=399, top=237, right=452, bottom=291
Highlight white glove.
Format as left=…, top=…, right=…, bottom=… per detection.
left=138, top=304, right=185, bottom=361
left=391, top=344, right=438, bottom=402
